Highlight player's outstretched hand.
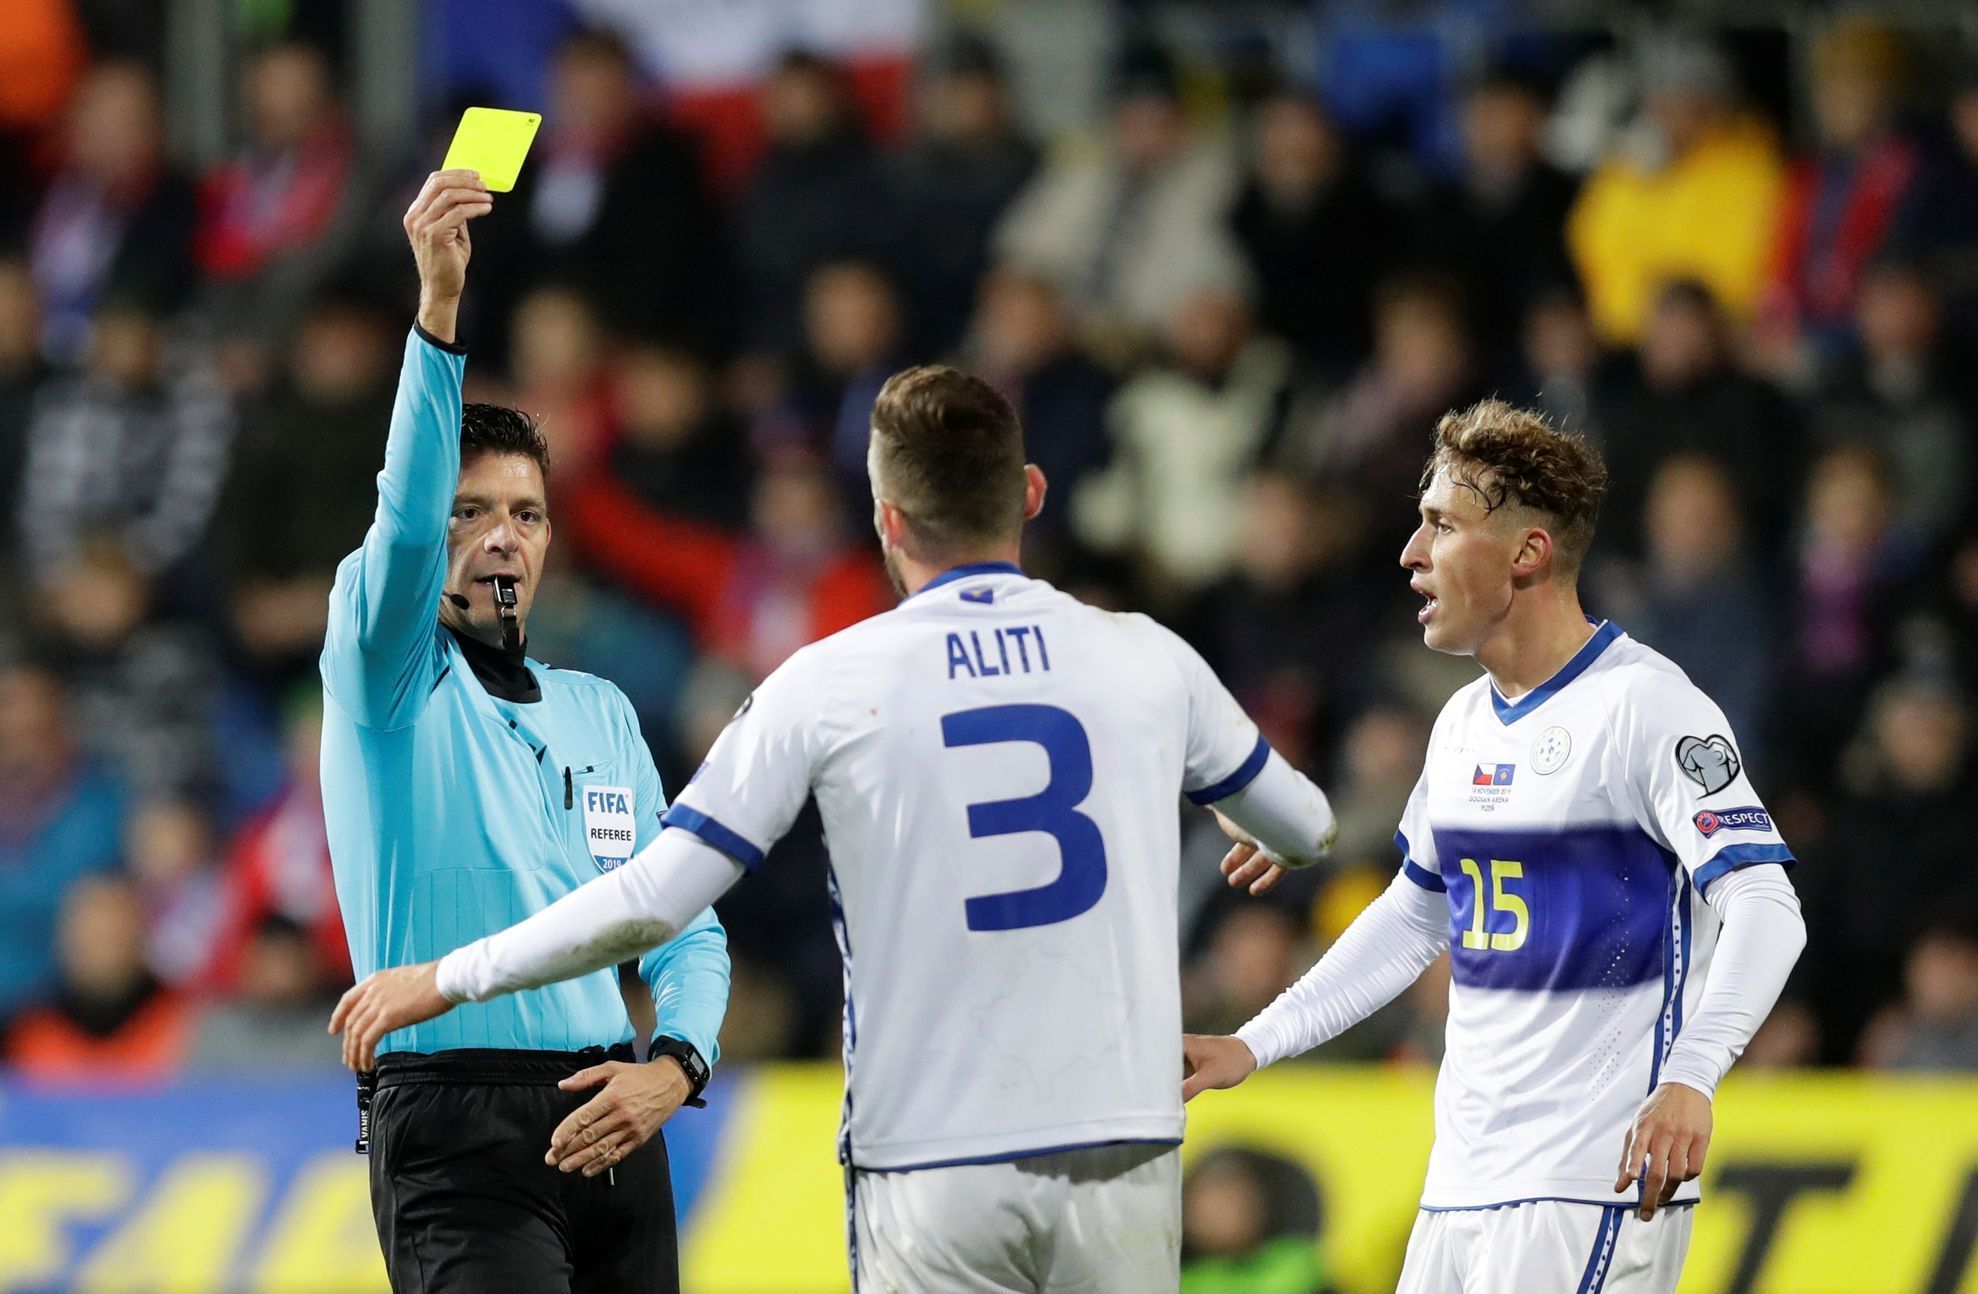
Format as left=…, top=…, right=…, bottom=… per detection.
left=1182, top=1033, right=1258, bottom=1101
left=403, top=168, right=491, bottom=309
left=1615, top=1081, right=1713, bottom=1220
left=547, top=1060, right=692, bottom=1177
left=1213, top=810, right=1289, bottom=895
left=330, top=961, right=453, bottom=1072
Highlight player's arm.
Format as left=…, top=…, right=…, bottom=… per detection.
left=320, top=170, right=490, bottom=729
left=1186, top=873, right=1449, bottom=1096
left=1611, top=680, right=1807, bottom=1219
left=543, top=703, right=734, bottom=1176
left=1184, top=774, right=1451, bottom=1097
left=332, top=653, right=824, bottom=1069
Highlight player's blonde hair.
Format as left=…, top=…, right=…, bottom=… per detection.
left=1424, top=399, right=1608, bottom=577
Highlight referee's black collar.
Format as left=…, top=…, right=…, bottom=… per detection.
left=449, top=626, right=541, bottom=704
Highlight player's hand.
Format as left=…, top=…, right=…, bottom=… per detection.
left=330, top=961, right=453, bottom=1072
left=403, top=168, right=491, bottom=323
left=1182, top=1033, right=1258, bottom=1101
left=1615, top=1081, right=1713, bottom=1220
left=547, top=1059, right=691, bottom=1176
left=1213, top=811, right=1288, bottom=895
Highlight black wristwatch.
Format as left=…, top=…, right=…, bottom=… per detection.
left=650, top=1036, right=711, bottom=1107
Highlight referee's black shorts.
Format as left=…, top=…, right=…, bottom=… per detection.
left=368, top=1046, right=679, bottom=1294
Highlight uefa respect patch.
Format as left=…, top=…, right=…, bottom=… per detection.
left=1693, top=806, right=1773, bottom=838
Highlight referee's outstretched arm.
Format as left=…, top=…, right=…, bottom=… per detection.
left=321, top=170, right=487, bottom=730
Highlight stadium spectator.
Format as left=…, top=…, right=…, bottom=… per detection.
left=19, top=297, right=232, bottom=584
left=185, top=915, right=344, bottom=1072
left=1762, top=19, right=1921, bottom=371
left=0, top=0, right=86, bottom=135
left=502, top=282, right=612, bottom=474
left=1861, top=922, right=1978, bottom=1072
left=1507, top=283, right=1599, bottom=433
left=25, top=60, right=197, bottom=365
left=1809, top=260, right=1972, bottom=545
left=760, top=260, right=909, bottom=514
left=565, top=451, right=890, bottom=681
left=1568, top=37, right=1784, bottom=345
left=1074, top=279, right=1296, bottom=605
left=1180, top=1146, right=1337, bottom=1294
left=966, top=267, right=1115, bottom=567
left=1805, top=675, right=1977, bottom=1058
left=32, top=540, right=223, bottom=800
left=1184, top=893, right=1306, bottom=1038
left=216, top=292, right=396, bottom=682
left=1778, top=445, right=1928, bottom=792
left=995, top=39, right=1243, bottom=356
left=1197, top=472, right=1384, bottom=773
left=889, top=33, right=1037, bottom=352
left=1900, top=75, right=1978, bottom=347
left=1594, top=453, right=1776, bottom=749
left=1227, top=92, right=1398, bottom=377
left=596, top=340, right=751, bottom=530
left=1293, top=274, right=1485, bottom=533
left=6, top=874, right=191, bottom=1079
left=1415, top=71, right=1579, bottom=372
left=735, top=51, right=897, bottom=352
left=0, top=261, right=44, bottom=582
left=0, top=661, right=123, bottom=1022
left=125, top=795, right=227, bottom=988
left=481, top=29, right=731, bottom=351
left=1587, top=279, right=1800, bottom=555
left=195, top=41, right=367, bottom=368
left=1316, top=702, right=1433, bottom=875
left=205, top=692, right=346, bottom=991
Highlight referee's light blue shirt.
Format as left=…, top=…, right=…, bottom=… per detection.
left=321, top=329, right=728, bottom=1061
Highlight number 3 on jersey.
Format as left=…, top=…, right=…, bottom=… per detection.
left=941, top=704, right=1108, bottom=931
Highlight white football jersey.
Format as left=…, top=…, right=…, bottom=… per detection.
left=662, top=563, right=1268, bottom=1170
left=1398, top=622, right=1794, bottom=1210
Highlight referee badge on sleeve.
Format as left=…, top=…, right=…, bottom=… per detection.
left=582, top=785, right=637, bottom=872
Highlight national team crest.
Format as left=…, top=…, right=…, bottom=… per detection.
left=1530, top=726, right=1572, bottom=775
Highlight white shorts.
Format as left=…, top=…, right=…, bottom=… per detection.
left=1398, top=1200, right=1694, bottom=1294
left=848, top=1142, right=1181, bottom=1293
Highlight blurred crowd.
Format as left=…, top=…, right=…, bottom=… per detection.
left=3, top=2, right=1978, bottom=1095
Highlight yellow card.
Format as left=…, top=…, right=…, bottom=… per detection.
left=441, top=107, right=542, bottom=193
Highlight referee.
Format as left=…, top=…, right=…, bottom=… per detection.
left=321, top=169, right=729, bottom=1293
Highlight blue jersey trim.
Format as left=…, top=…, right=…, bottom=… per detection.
left=1489, top=620, right=1622, bottom=725
left=660, top=805, right=766, bottom=872
left=908, top=561, right=1026, bottom=600
left=867, top=1136, right=1181, bottom=1174
left=1419, top=1196, right=1699, bottom=1213
left=1693, top=843, right=1795, bottom=895
left=1649, top=867, right=1696, bottom=1095
left=1185, top=735, right=1272, bottom=805
left=1402, top=857, right=1446, bottom=893
left=1575, top=1207, right=1627, bottom=1294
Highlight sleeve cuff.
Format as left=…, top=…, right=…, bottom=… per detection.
left=1693, top=843, right=1795, bottom=896
left=660, top=804, right=767, bottom=871
left=1397, top=835, right=1445, bottom=892
left=1185, top=735, right=1272, bottom=806
left=413, top=322, right=469, bottom=356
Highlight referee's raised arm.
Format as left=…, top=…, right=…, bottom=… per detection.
left=320, top=170, right=489, bottom=730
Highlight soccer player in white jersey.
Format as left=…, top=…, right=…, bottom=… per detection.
left=1183, top=400, right=1807, bottom=1294
left=332, top=364, right=1340, bottom=1292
